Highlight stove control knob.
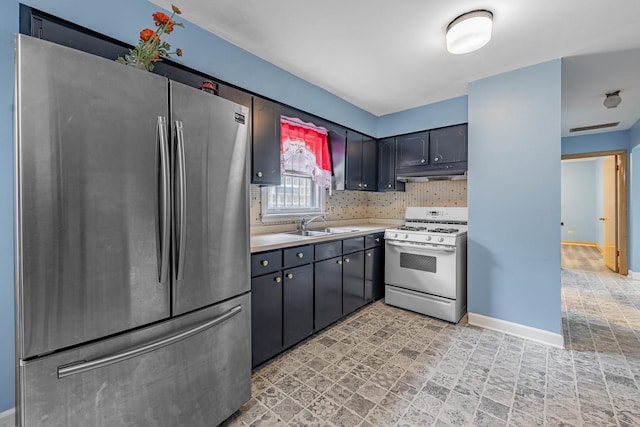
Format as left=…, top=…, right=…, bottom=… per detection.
left=438, top=237, right=444, bottom=243
left=404, top=234, right=409, bottom=239
left=426, top=236, right=431, bottom=241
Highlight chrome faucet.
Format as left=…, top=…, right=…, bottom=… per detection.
left=299, top=214, right=326, bottom=231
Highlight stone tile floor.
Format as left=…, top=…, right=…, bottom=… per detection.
left=223, top=244, right=640, bottom=426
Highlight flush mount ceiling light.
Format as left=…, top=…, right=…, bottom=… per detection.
left=603, top=91, right=622, bottom=109
left=446, top=10, right=493, bottom=54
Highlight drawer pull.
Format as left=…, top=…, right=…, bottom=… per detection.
left=345, top=258, right=350, bottom=263
left=257, top=171, right=263, bottom=177
left=286, top=273, right=293, bottom=279
left=275, top=276, right=282, bottom=283
left=367, top=252, right=372, bottom=257
left=337, top=260, right=343, bottom=265
left=375, top=238, right=380, bottom=242
left=297, top=252, right=304, bottom=258
left=261, top=260, right=269, bottom=267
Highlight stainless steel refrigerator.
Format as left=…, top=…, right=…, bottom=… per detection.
left=15, top=34, right=251, bottom=426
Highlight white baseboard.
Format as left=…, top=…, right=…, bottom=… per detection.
left=468, top=312, right=564, bottom=349
left=628, top=270, right=640, bottom=281
left=0, top=408, right=15, bottom=427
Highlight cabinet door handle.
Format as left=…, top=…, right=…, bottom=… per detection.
left=388, top=184, right=392, bottom=188
left=375, top=238, right=380, bottom=242
left=367, top=252, right=372, bottom=257
left=363, top=183, right=367, bottom=188
left=261, top=260, right=269, bottom=266
left=358, top=183, right=362, bottom=188
left=286, top=273, right=293, bottom=279
left=297, top=252, right=304, bottom=258
left=345, top=258, right=350, bottom=263
left=337, top=260, right=343, bottom=265
left=421, top=159, right=426, bottom=163
left=274, top=276, right=281, bottom=283
left=257, top=171, right=263, bottom=177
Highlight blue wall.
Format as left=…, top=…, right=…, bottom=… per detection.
left=0, top=1, right=18, bottom=414
left=561, top=160, right=599, bottom=243
left=467, top=60, right=562, bottom=334
left=562, top=130, right=630, bottom=156
left=377, top=96, right=468, bottom=138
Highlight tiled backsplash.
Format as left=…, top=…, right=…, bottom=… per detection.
left=250, top=180, right=467, bottom=229
left=366, top=180, right=468, bottom=219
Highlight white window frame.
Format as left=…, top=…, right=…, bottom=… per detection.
left=261, top=171, right=326, bottom=222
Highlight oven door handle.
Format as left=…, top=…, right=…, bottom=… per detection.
left=386, top=240, right=456, bottom=253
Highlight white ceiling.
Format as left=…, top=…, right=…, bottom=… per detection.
left=152, top=0, right=640, bottom=135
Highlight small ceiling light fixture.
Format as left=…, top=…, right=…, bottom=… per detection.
left=603, top=91, right=622, bottom=109
left=446, top=10, right=493, bottom=54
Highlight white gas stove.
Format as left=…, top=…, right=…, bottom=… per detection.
left=384, top=207, right=468, bottom=323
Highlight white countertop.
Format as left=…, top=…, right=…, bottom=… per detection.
left=250, top=221, right=398, bottom=253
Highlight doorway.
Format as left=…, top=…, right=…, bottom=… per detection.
left=561, top=150, right=627, bottom=275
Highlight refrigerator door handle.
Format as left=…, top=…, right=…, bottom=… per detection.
left=57, top=305, right=242, bottom=379
left=158, top=116, right=171, bottom=283
left=175, top=120, right=187, bottom=280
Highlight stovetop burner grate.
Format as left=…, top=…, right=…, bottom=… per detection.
left=427, top=228, right=459, bottom=234
left=396, top=226, right=428, bottom=232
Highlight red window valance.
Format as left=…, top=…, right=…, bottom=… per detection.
left=280, top=116, right=332, bottom=189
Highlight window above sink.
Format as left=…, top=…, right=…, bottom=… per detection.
left=261, top=171, right=326, bottom=222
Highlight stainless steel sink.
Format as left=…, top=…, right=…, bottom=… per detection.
left=285, top=230, right=332, bottom=237
left=321, top=228, right=360, bottom=234
left=285, top=228, right=362, bottom=237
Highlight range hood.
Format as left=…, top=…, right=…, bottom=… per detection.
left=396, top=162, right=468, bottom=182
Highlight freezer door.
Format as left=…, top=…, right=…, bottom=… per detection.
left=19, top=293, right=251, bottom=427
left=15, top=35, right=171, bottom=359
left=170, top=81, right=250, bottom=315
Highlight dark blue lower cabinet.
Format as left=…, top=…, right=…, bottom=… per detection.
left=314, top=256, right=344, bottom=331
left=251, top=233, right=383, bottom=366
left=343, top=251, right=365, bottom=315
left=283, top=264, right=314, bottom=348
left=365, top=246, right=384, bottom=302
left=251, top=272, right=283, bottom=367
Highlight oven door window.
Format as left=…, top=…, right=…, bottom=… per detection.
left=385, top=242, right=458, bottom=299
left=400, top=253, right=436, bottom=273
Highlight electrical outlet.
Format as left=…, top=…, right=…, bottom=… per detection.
left=329, top=205, right=336, bottom=215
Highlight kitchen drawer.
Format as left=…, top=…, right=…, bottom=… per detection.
left=365, top=233, right=384, bottom=249
left=20, top=294, right=251, bottom=427
left=315, top=241, right=342, bottom=261
left=342, top=236, right=365, bottom=254
left=251, top=250, right=282, bottom=277
left=283, top=245, right=313, bottom=268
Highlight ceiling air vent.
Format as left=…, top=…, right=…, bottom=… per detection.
left=569, top=122, right=620, bottom=133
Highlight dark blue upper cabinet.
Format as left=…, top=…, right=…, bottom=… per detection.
left=397, top=131, right=429, bottom=168
left=378, top=137, right=405, bottom=192
left=346, top=130, right=377, bottom=191
left=429, top=124, right=468, bottom=165
left=361, top=135, right=378, bottom=191
left=252, top=97, right=282, bottom=185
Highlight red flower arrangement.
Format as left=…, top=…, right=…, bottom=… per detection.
left=116, top=4, right=184, bottom=71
